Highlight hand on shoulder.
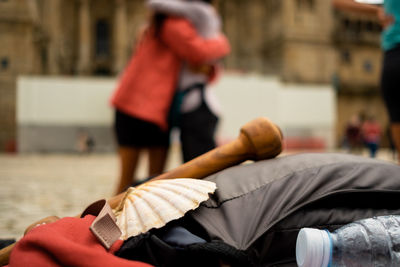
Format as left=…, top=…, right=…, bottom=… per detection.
left=377, top=7, right=395, bottom=29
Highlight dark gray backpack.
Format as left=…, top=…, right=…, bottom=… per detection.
left=117, top=153, right=400, bottom=266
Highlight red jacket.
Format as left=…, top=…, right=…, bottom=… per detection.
left=110, top=17, right=230, bottom=131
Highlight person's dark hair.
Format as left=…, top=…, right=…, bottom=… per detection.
left=152, top=13, right=167, bottom=39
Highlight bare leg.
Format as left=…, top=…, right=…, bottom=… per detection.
left=148, top=146, right=169, bottom=176
left=115, top=146, right=140, bottom=194
left=391, top=123, right=400, bottom=164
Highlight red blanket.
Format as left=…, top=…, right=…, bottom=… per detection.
left=7, top=215, right=151, bottom=267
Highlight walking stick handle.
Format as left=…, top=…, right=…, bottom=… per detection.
left=0, top=117, right=282, bottom=266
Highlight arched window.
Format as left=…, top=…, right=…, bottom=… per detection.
left=363, top=60, right=373, bottom=73
left=94, top=19, right=111, bottom=75
left=296, top=0, right=314, bottom=10
left=95, top=19, right=110, bottom=58
left=1, top=57, right=9, bottom=70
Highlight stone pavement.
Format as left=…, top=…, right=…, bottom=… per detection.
left=0, top=144, right=182, bottom=240
left=0, top=148, right=397, bottom=240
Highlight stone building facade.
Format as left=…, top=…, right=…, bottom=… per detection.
left=220, top=0, right=385, bottom=145
left=0, top=0, right=149, bottom=151
left=220, top=0, right=336, bottom=83
left=0, top=0, right=385, bottom=151
left=332, top=9, right=386, bottom=145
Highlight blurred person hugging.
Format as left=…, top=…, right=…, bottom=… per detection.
left=148, top=0, right=230, bottom=163
left=110, top=2, right=230, bottom=194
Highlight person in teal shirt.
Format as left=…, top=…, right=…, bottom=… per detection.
left=333, top=0, right=400, bottom=164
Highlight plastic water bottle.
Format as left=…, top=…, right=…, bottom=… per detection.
left=296, top=215, right=400, bottom=267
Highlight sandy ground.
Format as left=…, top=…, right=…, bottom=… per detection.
left=0, top=147, right=397, bottom=240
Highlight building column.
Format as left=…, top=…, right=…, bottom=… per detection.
left=77, top=0, right=91, bottom=75
left=113, top=0, right=128, bottom=74
left=223, top=1, right=238, bottom=69
left=26, top=0, right=43, bottom=74
left=26, top=0, right=40, bottom=24
left=47, top=0, right=62, bottom=74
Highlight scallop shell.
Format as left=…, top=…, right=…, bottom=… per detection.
left=114, top=178, right=217, bottom=240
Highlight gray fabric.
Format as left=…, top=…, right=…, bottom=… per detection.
left=147, top=0, right=220, bottom=38
left=189, top=153, right=400, bottom=266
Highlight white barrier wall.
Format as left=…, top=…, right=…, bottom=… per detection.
left=17, top=76, right=117, bottom=152
left=17, top=74, right=336, bottom=152
left=18, top=76, right=115, bottom=126
left=213, top=74, right=336, bottom=148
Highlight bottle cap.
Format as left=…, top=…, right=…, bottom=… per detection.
left=296, top=228, right=331, bottom=267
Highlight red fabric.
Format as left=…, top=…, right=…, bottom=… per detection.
left=7, top=215, right=152, bottom=267
left=362, top=121, right=381, bottom=143
left=110, top=17, right=230, bottom=131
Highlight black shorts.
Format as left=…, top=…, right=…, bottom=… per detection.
left=114, top=109, right=170, bottom=147
left=381, top=46, right=400, bottom=123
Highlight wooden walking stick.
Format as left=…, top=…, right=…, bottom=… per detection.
left=107, top=117, right=283, bottom=208
left=0, top=117, right=283, bottom=266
